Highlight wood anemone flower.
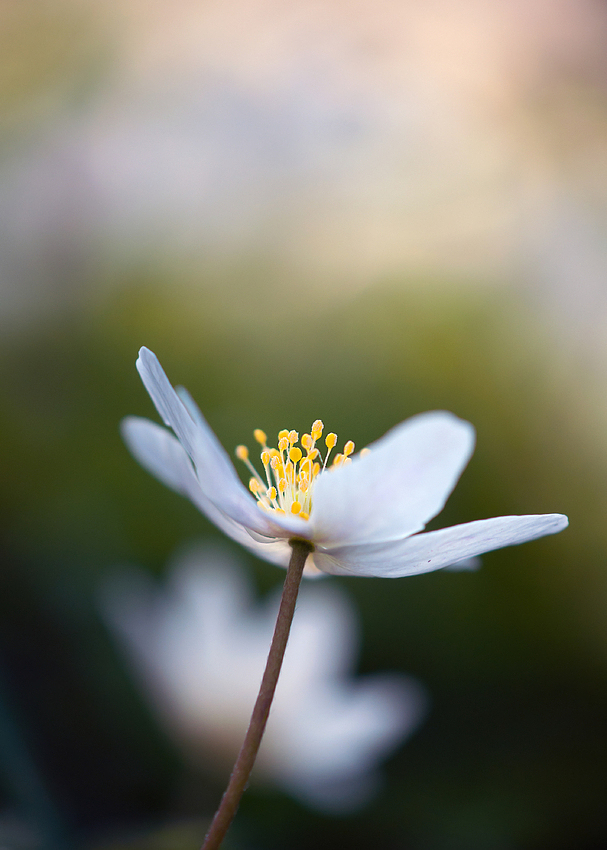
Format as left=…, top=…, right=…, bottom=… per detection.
left=122, top=347, right=568, bottom=578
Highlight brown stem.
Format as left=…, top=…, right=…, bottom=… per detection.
left=200, top=538, right=312, bottom=850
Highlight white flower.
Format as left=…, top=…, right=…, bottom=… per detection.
left=102, top=544, right=426, bottom=812
left=122, top=347, right=568, bottom=578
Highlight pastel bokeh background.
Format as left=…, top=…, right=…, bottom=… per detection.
left=2, top=1, right=607, bottom=848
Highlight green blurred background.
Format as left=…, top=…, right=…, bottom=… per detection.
left=2, top=1, right=607, bottom=848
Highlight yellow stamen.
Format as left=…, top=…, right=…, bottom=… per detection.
left=325, top=433, right=337, bottom=450
left=311, top=419, right=323, bottom=439
left=323, top=432, right=337, bottom=471
left=289, top=446, right=303, bottom=463
left=236, top=421, right=355, bottom=522
left=360, top=447, right=371, bottom=457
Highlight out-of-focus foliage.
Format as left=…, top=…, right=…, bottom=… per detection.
left=2, top=2, right=607, bottom=849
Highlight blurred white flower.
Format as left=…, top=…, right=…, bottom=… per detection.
left=102, top=544, right=426, bottom=812
left=122, top=347, right=568, bottom=578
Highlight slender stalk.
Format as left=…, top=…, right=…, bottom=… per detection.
left=200, top=538, right=313, bottom=850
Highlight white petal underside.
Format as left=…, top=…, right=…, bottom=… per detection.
left=121, top=417, right=294, bottom=569
left=311, top=412, right=475, bottom=547
left=313, top=514, right=569, bottom=577
left=136, top=348, right=308, bottom=541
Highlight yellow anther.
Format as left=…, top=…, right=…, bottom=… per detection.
left=236, top=445, right=249, bottom=460
left=325, top=433, right=337, bottom=450
left=301, top=433, right=313, bottom=450
left=311, top=419, right=323, bottom=437
left=344, top=440, right=355, bottom=457
left=299, top=478, right=309, bottom=493
left=290, top=502, right=302, bottom=515
left=261, top=450, right=270, bottom=466
left=307, top=447, right=319, bottom=460
left=278, top=437, right=289, bottom=452
left=360, top=447, right=371, bottom=458
left=253, top=429, right=267, bottom=445
left=288, top=430, right=299, bottom=444
left=270, top=455, right=281, bottom=470
left=278, top=429, right=289, bottom=440
left=278, top=478, right=287, bottom=492
left=249, top=477, right=262, bottom=493
left=289, top=446, right=303, bottom=463
left=299, top=511, right=310, bottom=520
left=332, top=453, right=344, bottom=467
left=267, top=486, right=277, bottom=501
left=313, top=462, right=320, bottom=476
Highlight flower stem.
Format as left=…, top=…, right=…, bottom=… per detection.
left=200, top=538, right=313, bottom=850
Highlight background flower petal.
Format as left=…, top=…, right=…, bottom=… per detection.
left=101, top=544, right=426, bottom=813
left=274, top=673, right=427, bottom=814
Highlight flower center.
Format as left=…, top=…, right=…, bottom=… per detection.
left=236, top=420, right=357, bottom=520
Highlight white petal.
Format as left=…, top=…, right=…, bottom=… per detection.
left=443, top=556, right=482, bottom=571
left=310, top=411, right=475, bottom=547
left=136, top=347, right=198, bottom=458
left=121, top=415, right=199, bottom=496
left=136, top=348, right=308, bottom=540
left=312, top=514, right=569, bottom=577
left=121, top=417, right=294, bottom=569
left=275, top=583, right=360, bottom=687
left=275, top=673, right=427, bottom=813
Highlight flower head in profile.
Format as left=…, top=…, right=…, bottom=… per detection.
left=122, top=347, right=568, bottom=578
left=102, top=544, right=426, bottom=811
